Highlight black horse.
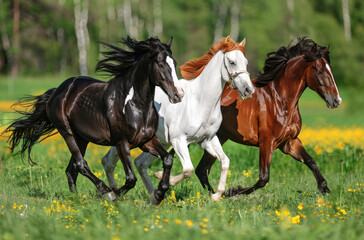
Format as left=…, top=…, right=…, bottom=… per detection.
left=5, top=36, right=183, bottom=204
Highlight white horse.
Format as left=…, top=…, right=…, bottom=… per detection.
left=102, top=36, right=254, bottom=201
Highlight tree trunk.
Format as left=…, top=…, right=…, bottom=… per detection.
left=342, top=0, right=351, bottom=42
left=153, top=0, right=163, bottom=36
left=11, top=0, right=20, bottom=79
left=230, top=0, right=240, bottom=41
left=74, top=0, right=89, bottom=76
left=213, top=2, right=227, bottom=43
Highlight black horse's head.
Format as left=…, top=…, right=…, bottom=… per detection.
left=148, top=37, right=184, bottom=103
left=96, top=36, right=183, bottom=104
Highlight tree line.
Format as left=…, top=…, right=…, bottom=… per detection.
left=0, top=0, right=363, bottom=89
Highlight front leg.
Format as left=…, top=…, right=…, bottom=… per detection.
left=196, top=136, right=228, bottom=193
left=279, top=138, right=330, bottom=194
left=225, top=141, right=274, bottom=197
left=199, top=135, right=230, bottom=201
left=140, top=136, right=173, bottom=205
left=114, top=142, right=137, bottom=196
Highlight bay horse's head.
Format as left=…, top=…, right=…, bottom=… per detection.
left=149, top=37, right=184, bottom=103
left=221, top=36, right=255, bottom=100
left=304, top=44, right=342, bottom=109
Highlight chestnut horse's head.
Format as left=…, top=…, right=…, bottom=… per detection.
left=305, top=45, right=342, bottom=109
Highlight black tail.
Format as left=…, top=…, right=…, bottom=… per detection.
left=4, top=88, right=57, bottom=165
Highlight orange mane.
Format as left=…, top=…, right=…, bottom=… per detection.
left=180, top=36, right=246, bottom=80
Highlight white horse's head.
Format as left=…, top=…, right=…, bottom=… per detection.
left=221, top=37, right=254, bottom=100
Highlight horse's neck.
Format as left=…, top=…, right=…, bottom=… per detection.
left=187, top=51, right=226, bottom=107
left=270, top=57, right=308, bottom=109
left=130, top=59, right=155, bottom=104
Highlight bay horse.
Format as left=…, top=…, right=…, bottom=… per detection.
left=101, top=36, right=255, bottom=201
left=195, top=37, right=341, bottom=197
left=5, top=36, right=184, bottom=204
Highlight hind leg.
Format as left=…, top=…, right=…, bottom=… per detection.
left=65, top=135, right=88, bottom=193
left=59, top=130, right=116, bottom=200
left=101, top=147, right=119, bottom=192
left=196, top=136, right=228, bottom=193
left=199, top=135, right=230, bottom=202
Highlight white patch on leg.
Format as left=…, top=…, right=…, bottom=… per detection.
left=122, top=87, right=134, bottom=114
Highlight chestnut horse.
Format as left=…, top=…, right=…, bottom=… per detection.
left=5, top=36, right=183, bottom=204
left=194, top=37, right=342, bottom=196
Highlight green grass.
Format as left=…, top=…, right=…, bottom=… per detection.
left=0, top=141, right=363, bottom=240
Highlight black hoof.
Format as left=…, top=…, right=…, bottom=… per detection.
left=319, top=183, right=330, bottom=195
left=225, top=185, right=245, bottom=197
left=151, top=190, right=163, bottom=205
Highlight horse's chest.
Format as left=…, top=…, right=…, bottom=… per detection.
left=124, top=109, right=158, bottom=146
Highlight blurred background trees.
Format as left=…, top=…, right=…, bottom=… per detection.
left=0, top=0, right=363, bottom=91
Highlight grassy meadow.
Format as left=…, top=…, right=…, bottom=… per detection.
left=0, top=76, right=363, bottom=240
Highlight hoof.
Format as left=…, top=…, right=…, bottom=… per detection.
left=211, top=193, right=221, bottom=202
left=103, top=191, right=117, bottom=201
left=153, top=171, right=163, bottom=180
left=150, top=191, right=162, bottom=205
left=318, top=182, right=330, bottom=195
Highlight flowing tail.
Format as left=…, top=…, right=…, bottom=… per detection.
left=4, top=88, right=57, bottom=165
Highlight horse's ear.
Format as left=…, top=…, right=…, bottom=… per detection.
left=225, top=35, right=231, bottom=43
left=240, top=38, right=246, bottom=47
left=166, top=37, right=173, bottom=48
left=149, top=40, right=157, bottom=51
left=311, top=44, right=318, bottom=53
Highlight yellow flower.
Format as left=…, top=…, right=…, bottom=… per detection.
left=185, top=220, right=193, bottom=227
left=196, top=192, right=201, bottom=199
left=275, top=210, right=281, bottom=216
left=282, top=209, right=290, bottom=217
left=291, top=215, right=300, bottom=224
left=317, top=197, right=323, bottom=203
left=144, top=228, right=149, bottom=232
left=313, top=146, right=323, bottom=155
left=175, top=219, right=182, bottom=224
left=202, top=229, right=208, bottom=234
left=202, top=218, right=208, bottom=223
left=298, top=203, right=304, bottom=210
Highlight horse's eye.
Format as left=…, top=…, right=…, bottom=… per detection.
left=229, top=61, right=235, bottom=65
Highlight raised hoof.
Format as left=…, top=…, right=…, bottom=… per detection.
left=150, top=191, right=162, bottom=205
left=102, top=191, right=117, bottom=201
left=225, top=186, right=245, bottom=197
left=153, top=171, right=163, bottom=180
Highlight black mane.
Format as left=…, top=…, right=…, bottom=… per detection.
left=96, top=36, right=170, bottom=78
left=255, top=37, right=330, bottom=87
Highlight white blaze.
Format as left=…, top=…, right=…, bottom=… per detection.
left=166, top=56, right=179, bottom=86
left=123, top=86, right=134, bottom=114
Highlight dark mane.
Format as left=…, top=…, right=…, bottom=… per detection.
left=96, top=36, right=170, bottom=78
left=255, top=37, right=330, bottom=87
